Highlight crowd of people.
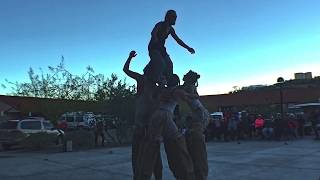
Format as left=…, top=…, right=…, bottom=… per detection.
left=204, top=109, right=320, bottom=143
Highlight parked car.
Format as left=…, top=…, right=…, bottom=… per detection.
left=210, top=112, right=224, bottom=121
left=58, top=112, right=96, bottom=130
left=0, top=117, right=64, bottom=150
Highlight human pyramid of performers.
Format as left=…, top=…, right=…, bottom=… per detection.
left=123, top=10, right=210, bottom=180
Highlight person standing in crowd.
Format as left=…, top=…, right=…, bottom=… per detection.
left=228, top=112, right=239, bottom=141
left=255, top=114, right=265, bottom=139
left=296, top=113, right=305, bottom=138
left=262, top=117, right=274, bottom=140
left=248, top=113, right=256, bottom=139
left=311, top=109, right=320, bottom=140
left=273, top=113, right=283, bottom=140
left=240, top=111, right=251, bottom=140
left=282, top=114, right=291, bottom=144
left=213, top=115, right=223, bottom=141
left=223, top=111, right=231, bottom=141
left=94, top=120, right=105, bottom=147
left=287, top=114, right=298, bottom=140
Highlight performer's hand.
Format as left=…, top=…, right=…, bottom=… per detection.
left=129, top=51, right=137, bottom=58
left=188, top=47, right=195, bottom=54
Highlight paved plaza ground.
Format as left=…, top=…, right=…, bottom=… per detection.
left=0, top=138, right=319, bottom=180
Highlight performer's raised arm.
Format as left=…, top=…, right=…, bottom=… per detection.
left=123, top=50, right=142, bottom=81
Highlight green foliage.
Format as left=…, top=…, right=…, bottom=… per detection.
left=1, top=57, right=136, bottom=101
left=1, top=58, right=137, bottom=143
left=95, top=73, right=136, bottom=101
left=21, top=133, right=58, bottom=150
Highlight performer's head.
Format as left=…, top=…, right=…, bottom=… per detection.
left=165, top=10, right=177, bottom=25
left=183, top=70, right=200, bottom=86
left=167, top=74, right=180, bottom=87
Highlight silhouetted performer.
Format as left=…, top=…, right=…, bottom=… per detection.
left=123, top=51, right=163, bottom=180
left=145, top=10, right=195, bottom=85
left=182, top=70, right=209, bottom=180
left=137, top=74, right=196, bottom=180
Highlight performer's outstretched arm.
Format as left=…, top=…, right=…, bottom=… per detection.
left=123, top=51, right=142, bottom=81
left=171, top=28, right=195, bottom=54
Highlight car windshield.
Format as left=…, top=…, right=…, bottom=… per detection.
left=20, top=121, right=41, bottom=130
left=0, top=121, right=18, bottom=129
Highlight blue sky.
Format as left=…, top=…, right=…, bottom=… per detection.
left=1, top=0, right=320, bottom=95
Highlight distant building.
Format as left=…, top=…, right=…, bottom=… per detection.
left=0, top=101, right=20, bottom=122
left=200, top=86, right=320, bottom=112
left=305, top=72, right=312, bottom=79
left=294, top=72, right=313, bottom=80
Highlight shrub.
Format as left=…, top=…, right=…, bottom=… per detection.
left=21, top=133, right=58, bottom=150
left=64, top=130, right=95, bottom=150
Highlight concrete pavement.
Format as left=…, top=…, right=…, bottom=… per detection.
left=0, top=138, right=319, bottom=180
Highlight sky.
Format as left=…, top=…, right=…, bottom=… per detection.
left=1, top=0, right=320, bottom=95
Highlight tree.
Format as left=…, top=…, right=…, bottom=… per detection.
left=1, top=57, right=136, bottom=101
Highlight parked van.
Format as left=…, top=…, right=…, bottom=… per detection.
left=58, top=112, right=96, bottom=130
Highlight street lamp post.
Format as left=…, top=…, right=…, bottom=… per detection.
left=277, top=77, right=285, bottom=120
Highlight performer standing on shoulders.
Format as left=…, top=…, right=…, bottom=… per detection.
left=145, top=10, right=195, bottom=85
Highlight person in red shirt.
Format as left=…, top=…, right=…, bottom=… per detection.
left=57, top=120, right=67, bottom=131
left=287, top=114, right=298, bottom=139
left=255, top=115, right=265, bottom=138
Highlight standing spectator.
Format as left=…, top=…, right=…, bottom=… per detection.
left=248, top=114, right=256, bottom=139
left=204, top=117, right=214, bottom=141
left=255, top=114, right=265, bottom=139
left=227, top=112, right=239, bottom=141
left=273, top=113, right=283, bottom=140
left=282, top=114, right=290, bottom=142
left=57, top=119, right=68, bottom=131
left=262, top=118, right=274, bottom=140
left=240, top=111, right=250, bottom=140
left=222, top=111, right=231, bottom=141
left=296, top=113, right=305, bottom=138
left=94, top=120, right=105, bottom=147
left=213, top=117, right=223, bottom=141
left=311, top=110, right=320, bottom=140
left=287, top=114, right=298, bottom=139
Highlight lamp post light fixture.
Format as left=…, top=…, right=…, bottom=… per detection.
left=277, top=77, right=285, bottom=120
